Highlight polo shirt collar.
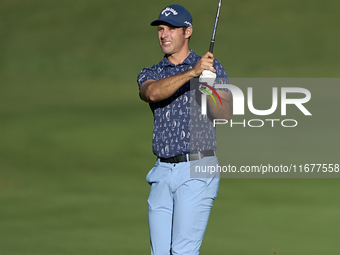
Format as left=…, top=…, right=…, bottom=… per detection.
left=160, top=49, right=197, bottom=67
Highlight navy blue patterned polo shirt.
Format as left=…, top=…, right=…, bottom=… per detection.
left=137, top=50, right=228, bottom=158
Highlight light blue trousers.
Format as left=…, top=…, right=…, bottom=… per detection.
left=146, top=156, right=220, bottom=255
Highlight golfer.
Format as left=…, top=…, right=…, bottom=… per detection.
left=137, top=4, right=232, bottom=255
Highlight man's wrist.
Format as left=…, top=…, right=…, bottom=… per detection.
left=185, top=68, right=197, bottom=79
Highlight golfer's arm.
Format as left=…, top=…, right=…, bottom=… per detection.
left=207, top=91, right=233, bottom=120
left=140, top=69, right=195, bottom=103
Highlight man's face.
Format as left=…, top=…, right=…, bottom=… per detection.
left=158, top=24, right=188, bottom=55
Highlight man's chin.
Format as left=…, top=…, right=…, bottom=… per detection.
left=160, top=46, right=173, bottom=55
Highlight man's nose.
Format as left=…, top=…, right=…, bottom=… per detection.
left=161, top=29, right=170, bottom=38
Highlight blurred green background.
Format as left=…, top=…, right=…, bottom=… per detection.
left=0, top=0, right=339, bottom=254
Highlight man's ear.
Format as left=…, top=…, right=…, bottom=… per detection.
left=185, top=27, right=193, bottom=39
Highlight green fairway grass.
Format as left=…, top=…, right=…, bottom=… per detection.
left=1, top=0, right=339, bottom=254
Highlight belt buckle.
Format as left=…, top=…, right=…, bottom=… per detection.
left=169, top=155, right=179, bottom=164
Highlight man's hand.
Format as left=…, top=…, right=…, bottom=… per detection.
left=189, top=52, right=216, bottom=77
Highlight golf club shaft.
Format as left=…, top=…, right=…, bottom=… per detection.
left=209, top=0, right=222, bottom=54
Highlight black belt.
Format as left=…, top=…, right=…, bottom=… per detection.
left=159, top=150, right=215, bottom=164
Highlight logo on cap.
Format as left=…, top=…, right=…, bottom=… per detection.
left=161, top=7, right=178, bottom=16
left=184, top=21, right=192, bottom=26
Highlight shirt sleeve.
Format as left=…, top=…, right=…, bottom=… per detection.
left=137, top=67, right=158, bottom=89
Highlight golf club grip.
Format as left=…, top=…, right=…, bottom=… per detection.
left=209, top=41, right=215, bottom=54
